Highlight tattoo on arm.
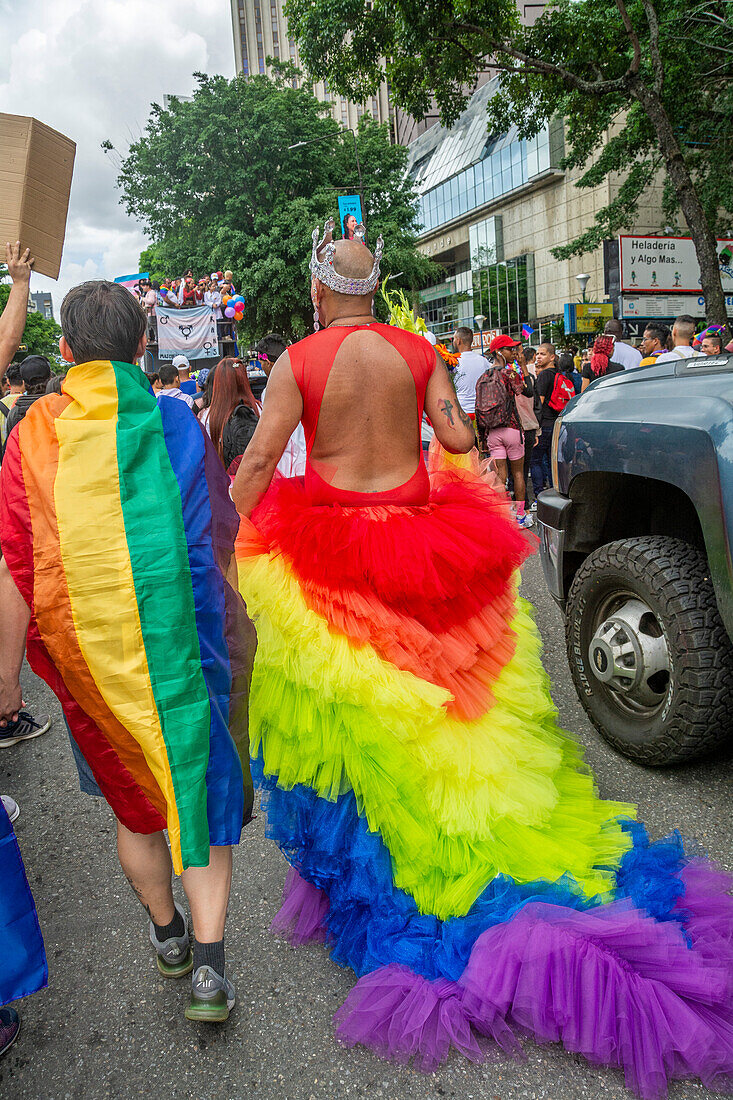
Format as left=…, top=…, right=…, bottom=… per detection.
left=456, top=403, right=472, bottom=428
left=438, top=398, right=455, bottom=426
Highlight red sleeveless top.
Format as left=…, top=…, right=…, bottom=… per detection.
left=288, top=322, right=435, bottom=506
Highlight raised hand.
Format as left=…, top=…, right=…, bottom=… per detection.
left=5, top=241, right=34, bottom=285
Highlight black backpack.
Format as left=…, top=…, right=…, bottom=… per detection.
left=222, top=403, right=259, bottom=471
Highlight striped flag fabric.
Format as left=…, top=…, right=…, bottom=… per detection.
left=0, top=360, right=255, bottom=873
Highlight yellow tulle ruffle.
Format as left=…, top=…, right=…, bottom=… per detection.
left=238, top=550, right=635, bottom=921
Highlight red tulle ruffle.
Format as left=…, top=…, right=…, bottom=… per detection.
left=247, top=470, right=532, bottom=713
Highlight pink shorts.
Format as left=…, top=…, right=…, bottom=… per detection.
left=486, top=425, right=524, bottom=461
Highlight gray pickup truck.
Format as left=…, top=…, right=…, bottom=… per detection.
left=537, top=350, right=733, bottom=765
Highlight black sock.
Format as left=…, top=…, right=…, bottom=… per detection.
left=154, top=907, right=185, bottom=942
left=194, top=938, right=225, bottom=976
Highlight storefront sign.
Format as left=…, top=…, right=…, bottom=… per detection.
left=563, top=302, right=614, bottom=333
left=619, top=235, right=733, bottom=293
left=620, top=294, right=733, bottom=319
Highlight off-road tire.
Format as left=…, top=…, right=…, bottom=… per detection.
left=565, top=536, right=733, bottom=765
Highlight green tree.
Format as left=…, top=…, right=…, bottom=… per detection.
left=0, top=271, right=62, bottom=361
left=113, top=70, right=436, bottom=340
left=286, top=0, right=733, bottom=326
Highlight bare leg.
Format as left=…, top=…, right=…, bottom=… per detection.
left=494, top=457, right=508, bottom=489
left=116, top=820, right=175, bottom=926
left=181, top=845, right=233, bottom=943
left=510, top=457, right=526, bottom=509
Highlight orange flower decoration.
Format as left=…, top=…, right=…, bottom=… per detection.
left=436, top=343, right=460, bottom=369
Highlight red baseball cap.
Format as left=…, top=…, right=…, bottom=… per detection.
left=488, top=334, right=521, bottom=353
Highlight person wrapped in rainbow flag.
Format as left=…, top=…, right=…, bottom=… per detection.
left=0, top=280, right=256, bottom=1023
left=232, top=221, right=732, bottom=1098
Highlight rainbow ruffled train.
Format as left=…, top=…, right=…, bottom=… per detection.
left=236, top=469, right=733, bottom=1100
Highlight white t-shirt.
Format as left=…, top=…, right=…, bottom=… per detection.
left=261, top=383, right=307, bottom=477
left=205, top=290, right=223, bottom=319
left=609, top=338, right=642, bottom=370
left=158, top=387, right=194, bottom=408
left=655, top=345, right=701, bottom=363
left=453, top=350, right=491, bottom=414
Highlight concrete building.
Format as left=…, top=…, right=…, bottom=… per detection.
left=230, top=0, right=393, bottom=135
left=29, top=291, right=53, bottom=319
left=407, top=79, right=669, bottom=342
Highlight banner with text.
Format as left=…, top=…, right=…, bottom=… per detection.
left=619, top=235, right=733, bottom=294
left=620, top=293, right=733, bottom=319
left=156, top=305, right=218, bottom=361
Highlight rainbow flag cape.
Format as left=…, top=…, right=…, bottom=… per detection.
left=0, top=360, right=255, bottom=874
left=236, top=472, right=733, bottom=1099
left=0, top=799, right=47, bottom=1006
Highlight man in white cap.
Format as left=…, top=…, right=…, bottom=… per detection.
left=173, top=354, right=197, bottom=397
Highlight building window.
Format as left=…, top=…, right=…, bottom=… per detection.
left=371, top=96, right=379, bottom=119
left=471, top=253, right=535, bottom=334
left=270, top=0, right=280, bottom=58
left=253, top=0, right=265, bottom=73
left=416, top=122, right=559, bottom=235
left=341, top=100, right=349, bottom=126
left=238, top=0, right=249, bottom=75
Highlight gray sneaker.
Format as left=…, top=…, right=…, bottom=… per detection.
left=149, top=901, right=193, bottom=978
left=0, top=711, right=51, bottom=749
left=1, top=795, right=19, bottom=824
left=185, top=965, right=235, bottom=1023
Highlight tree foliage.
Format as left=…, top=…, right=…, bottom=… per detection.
left=0, top=272, right=62, bottom=361
left=114, top=71, right=437, bottom=340
left=287, top=0, right=733, bottom=322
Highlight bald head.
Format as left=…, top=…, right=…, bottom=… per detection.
left=329, top=239, right=376, bottom=280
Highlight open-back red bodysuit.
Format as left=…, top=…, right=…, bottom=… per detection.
left=288, top=322, right=436, bottom=507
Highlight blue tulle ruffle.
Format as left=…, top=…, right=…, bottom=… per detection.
left=253, top=756, right=694, bottom=983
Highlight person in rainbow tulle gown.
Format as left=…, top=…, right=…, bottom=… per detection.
left=231, top=221, right=732, bottom=1100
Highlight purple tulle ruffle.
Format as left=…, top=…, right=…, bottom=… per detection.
left=334, top=861, right=733, bottom=1100
left=270, top=865, right=329, bottom=945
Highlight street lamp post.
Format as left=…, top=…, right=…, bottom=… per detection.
left=475, top=313, right=487, bottom=353
left=575, top=273, right=591, bottom=304
left=288, top=128, right=365, bottom=225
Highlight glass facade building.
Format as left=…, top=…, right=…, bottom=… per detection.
left=417, top=127, right=554, bottom=235
left=406, top=78, right=563, bottom=339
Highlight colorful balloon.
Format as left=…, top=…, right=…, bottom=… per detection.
left=224, top=306, right=236, bottom=318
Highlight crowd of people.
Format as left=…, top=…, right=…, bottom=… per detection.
left=0, top=233, right=732, bottom=1099
left=441, top=313, right=733, bottom=532
left=132, top=269, right=243, bottom=344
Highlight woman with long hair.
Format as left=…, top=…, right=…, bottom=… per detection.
left=342, top=213, right=357, bottom=240
left=207, top=358, right=260, bottom=472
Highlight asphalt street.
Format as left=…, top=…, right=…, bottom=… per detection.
left=1, top=552, right=731, bottom=1100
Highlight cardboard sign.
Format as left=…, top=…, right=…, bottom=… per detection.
left=0, top=112, right=76, bottom=280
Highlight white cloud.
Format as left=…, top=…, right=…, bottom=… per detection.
left=0, top=0, right=235, bottom=313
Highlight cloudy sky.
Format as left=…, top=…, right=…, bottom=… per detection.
left=1, top=0, right=236, bottom=312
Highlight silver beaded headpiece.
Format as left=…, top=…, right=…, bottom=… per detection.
left=309, top=217, right=384, bottom=295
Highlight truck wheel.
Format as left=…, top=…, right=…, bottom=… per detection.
left=565, top=537, right=733, bottom=765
